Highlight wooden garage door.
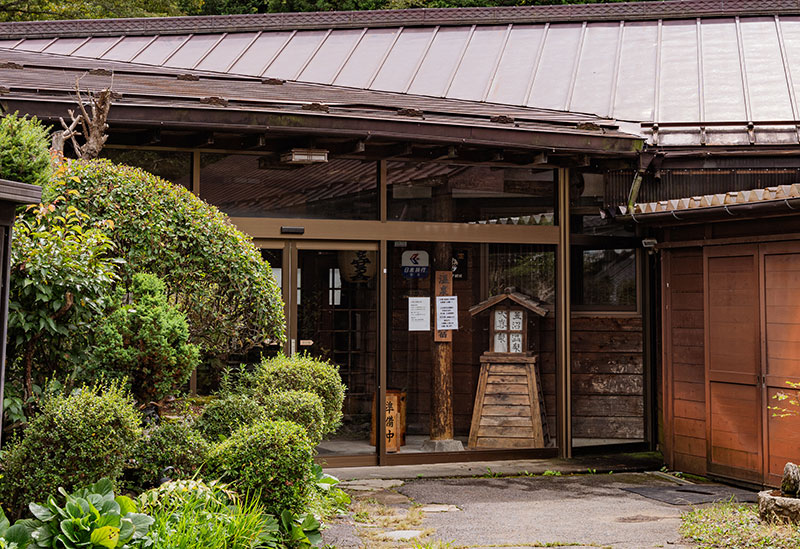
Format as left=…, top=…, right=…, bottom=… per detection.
left=762, top=244, right=800, bottom=486
left=705, top=245, right=763, bottom=483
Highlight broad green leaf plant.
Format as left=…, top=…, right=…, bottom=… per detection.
left=13, top=479, right=153, bottom=549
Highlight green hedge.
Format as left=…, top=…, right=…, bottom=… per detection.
left=254, top=354, right=345, bottom=437
left=263, top=390, right=325, bottom=446
left=85, top=273, right=200, bottom=402
left=0, top=383, right=141, bottom=519
left=207, top=419, right=314, bottom=516
left=44, top=159, right=285, bottom=360
left=194, top=394, right=263, bottom=442
left=0, top=112, right=51, bottom=187
left=126, top=420, right=210, bottom=491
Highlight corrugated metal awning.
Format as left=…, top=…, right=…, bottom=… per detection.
left=3, top=1, right=800, bottom=146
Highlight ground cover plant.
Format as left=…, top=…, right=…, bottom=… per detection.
left=681, top=501, right=800, bottom=548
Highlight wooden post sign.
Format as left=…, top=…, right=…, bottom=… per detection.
left=434, top=271, right=454, bottom=342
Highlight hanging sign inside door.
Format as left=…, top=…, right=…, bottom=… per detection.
left=401, top=250, right=430, bottom=279
left=408, top=297, right=431, bottom=331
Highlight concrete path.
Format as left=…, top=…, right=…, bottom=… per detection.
left=321, top=471, right=744, bottom=548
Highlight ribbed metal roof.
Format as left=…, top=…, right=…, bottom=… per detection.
left=2, top=2, right=800, bottom=143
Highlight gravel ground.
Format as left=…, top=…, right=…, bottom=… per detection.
left=322, top=472, right=742, bottom=548
left=397, top=473, right=694, bottom=548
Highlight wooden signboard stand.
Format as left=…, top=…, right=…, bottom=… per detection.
left=467, top=289, right=550, bottom=449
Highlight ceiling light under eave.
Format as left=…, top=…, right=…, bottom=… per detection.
left=280, top=148, right=329, bottom=164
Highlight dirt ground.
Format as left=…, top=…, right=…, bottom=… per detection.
left=322, top=471, right=751, bottom=548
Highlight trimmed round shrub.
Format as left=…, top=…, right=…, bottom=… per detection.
left=0, top=112, right=51, bottom=187
left=254, top=354, right=346, bottom=437
left=207, top=419, right=314, bottom=516
left=194, top=394, right=263, bottom=442
left=84, top=272, right=200, bottom=402
left=263, top=390, right=324, bottom=445
left=0, top=383, right=141, bottom=519
left=43, top=160, right=285, bottom=359
left=126, top=420, right=210, bottom=491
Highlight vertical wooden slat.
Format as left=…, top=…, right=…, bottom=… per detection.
left=556, top=167, right=571, bottom=457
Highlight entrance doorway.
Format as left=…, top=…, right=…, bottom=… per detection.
left=261, top=241, right=379, bottom=459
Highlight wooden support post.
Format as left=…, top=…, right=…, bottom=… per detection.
left=556, top=167, right=572, bottom=458
left=426, top=178, right=460, bottom=448
left=432, top=264, right=453, bottom=440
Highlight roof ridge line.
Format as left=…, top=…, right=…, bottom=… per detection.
left=2, top=0, right=800, bottom=39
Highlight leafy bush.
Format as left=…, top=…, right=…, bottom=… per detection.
left=8, top=203, right=118, bottom=402
left=126, top=421, right=209, bottom=492
left=263, top=390, right=324, bottom=446
left=0, top=383, right=141, bottom=519
left=84, top=273, right=199, bottom=402
left=14, top=478, right=153, bottom=549
left=194, top=394, right=263, bottom=442
left=254, top=354, right=346, bottom=438
left=138, top=480, right=279, bottom=549
left=206, top=419, right=314, bottom=516
left=0, top=112, right=51, bottom=187
left=43, top=160, right=285, bottom=359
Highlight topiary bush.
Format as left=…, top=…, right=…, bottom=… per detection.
left=42, top=159, right=285, bottom=360
left=0, top=112, right=51, bottom=187
left=0, top=382, right=141, bottom=519
left=194, top=393, right=263, bottom=442
left=125, top=420, right=210, bottom=492
left=206, top=419, right=314, bottom=516
left=83, top=272, right=200, bottom=402
left=254, top=354, right=346, bottom=438
left=263, top=390, right=325, bottom=446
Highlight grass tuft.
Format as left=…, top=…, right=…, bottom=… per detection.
left=681, top=501, right=800, bottom=548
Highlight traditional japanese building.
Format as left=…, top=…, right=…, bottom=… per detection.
left=3, top=0, right=800, bottom=486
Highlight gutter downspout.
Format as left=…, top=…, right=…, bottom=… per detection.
left=626, top=151, right=657, bottom=212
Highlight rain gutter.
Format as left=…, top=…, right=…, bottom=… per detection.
left=623, top=196, right=800, bottom=225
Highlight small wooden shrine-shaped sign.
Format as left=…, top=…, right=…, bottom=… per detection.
left=467, top=288, right=549, bottom=449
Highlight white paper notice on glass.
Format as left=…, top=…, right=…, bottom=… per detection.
left=436, top=296, right=459, bottom=331
left=408, top=297, right=431, bottom=331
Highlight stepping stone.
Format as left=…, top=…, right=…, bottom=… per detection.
left=339, top=479, right=404, bottom=491
left=382, top=529, right=424, bottom=541
left=420, top=504, right=459, bottom=513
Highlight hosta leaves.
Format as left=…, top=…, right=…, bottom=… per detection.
left=89, top=526, right=119, bottom=548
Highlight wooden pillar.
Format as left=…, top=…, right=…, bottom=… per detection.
left=431, top=179, right=454, bottom=441
left=556, top=167, right=572, bottom=458
left=189, top=149, right=201, bottom=396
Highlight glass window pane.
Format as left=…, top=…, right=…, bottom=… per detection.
left=388, top=163, right=555, bottom=224
left=100, top=149, right=192, bottom=189
left=200, top=154, right=378, bottom=220
left=573, top=249, right=637, bottom=309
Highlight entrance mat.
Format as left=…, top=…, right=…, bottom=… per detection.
left=623, top=484, right=758, bottom=505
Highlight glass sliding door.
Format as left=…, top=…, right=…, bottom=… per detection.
left=284, top=243, right=379, bottom=458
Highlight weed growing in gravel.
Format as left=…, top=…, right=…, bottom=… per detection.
left=681, top=501, right=800, bottom=548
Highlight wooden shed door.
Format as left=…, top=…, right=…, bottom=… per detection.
left=761, top=244, right=800, bottom=486
left=704, top=245, right=763, bottom=483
